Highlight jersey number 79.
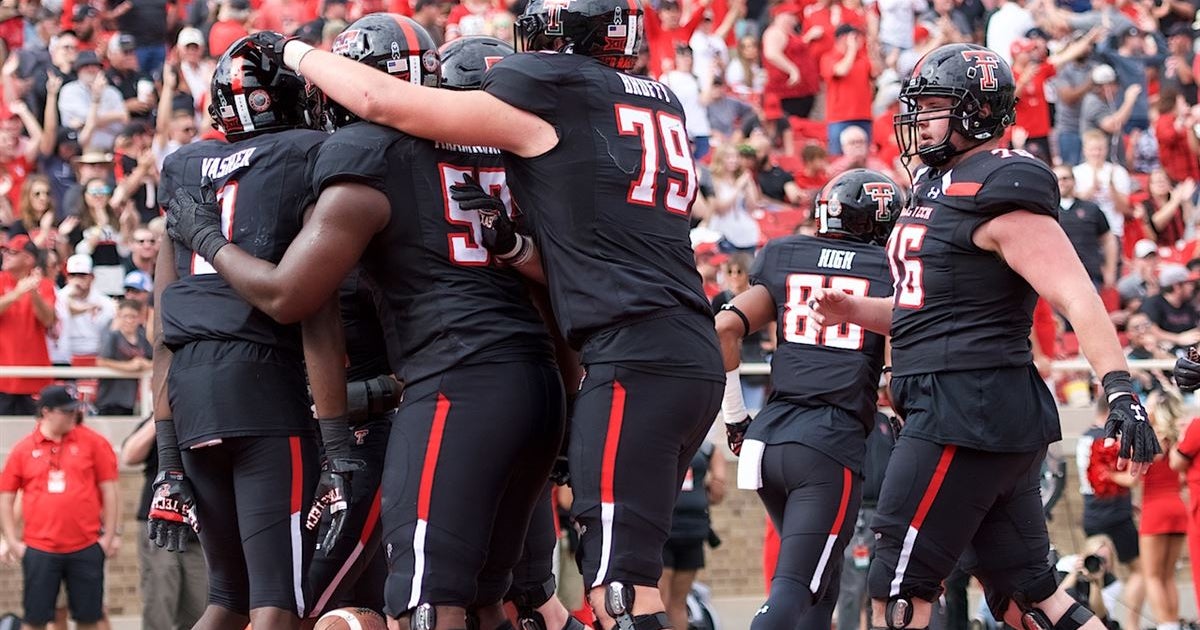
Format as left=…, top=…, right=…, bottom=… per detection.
left=615, top=104, right=697, bottom=215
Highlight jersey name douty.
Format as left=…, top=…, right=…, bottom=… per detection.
left=618, top=73, right=672, bottom=103
left=201, top=147, right=256, bottom=180
left=817, top=248, right=856, bottom=271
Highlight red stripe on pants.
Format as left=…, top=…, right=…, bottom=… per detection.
left=417, top=394, right=452, bottom=520
left=599, top=381, right=627, bottom=504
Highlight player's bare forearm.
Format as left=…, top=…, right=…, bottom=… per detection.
left=289, top=44, right=555, bottom=157
left=716, top=285, right=776, bottom=370
left=302, top=295, right=348, bottom=419
left=512, top=243, right=547, bottom=285
left=983, top=211, right=1128, bottom=377
left=152, top=238, right=177, bottom=421
left=849, top=295, right=894, bottom=335
left=214, top=185, right=387, bottom=324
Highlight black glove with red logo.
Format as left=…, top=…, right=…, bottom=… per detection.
left=1174, top=348, right=1200, bottom=392
left=449, top=174, right=529, bottom=264
left=147, top=419, right=199, bottom=553
left=312, top=416, right=365, bottom=555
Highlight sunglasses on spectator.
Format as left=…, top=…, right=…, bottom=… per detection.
left=86, top=186, right=112, bottom=195
left=135, top=238, right=157, bottom=244
left=31, top=190, right=49, bottom=197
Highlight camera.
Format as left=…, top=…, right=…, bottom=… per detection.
left=1083, top=554, right=1103, bottom=573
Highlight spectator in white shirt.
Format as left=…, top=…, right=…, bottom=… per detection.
left=661, top=45, right=717, bottom=159
left=57, top=52, right=128, bottom=152
left=1074, top=129, right=1132, bottom=240
left=985, top=0, right=1034, bottom=64
left=55, top=254, right=116, bottom=363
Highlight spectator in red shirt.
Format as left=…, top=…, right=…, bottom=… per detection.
left=792, top=142, right=828, bottom=207
left=0, top=234, right=56, bottom=415
left=820, top=24, right=875, bottom=155
left=643, top=0, right=709, bottom=77
left=1011, top=38, right=1056, bottom=162
left=0, top=385, right=120, bottom=630
left=1154, top=88, right=1200, bottom=185
left=1169, top=414, right=1200, bottom=615
left=208, top=0, right=252, bottom=57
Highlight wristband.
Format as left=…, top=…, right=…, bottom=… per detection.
left=1101, top=370, right=1134, bottom=403
left=720, top=303, right=751, bottom=337
left=283, top=40, right=316, bottom=73
left=722, top=369, right=747, bottom=425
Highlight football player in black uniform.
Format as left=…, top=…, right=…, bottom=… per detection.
left=251, top=2, right=726, bottom=627
left=716, top=169, right=899, bottom=630
left=165, top=17, right=567, bottom=630
left=305, top=268, right=398, bottom=625
left=439, top=34, right=587, bottom=630
left=147, top=38, right=340, bottom=630
left=810, top=43, right=1160, bottom=630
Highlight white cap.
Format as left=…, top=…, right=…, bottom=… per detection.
left=1134, top=238, right=1159, bottom=259
left=1160, top=264, right=1192, bottom=286
left=1091, top=64, right=1117, bottom=85
left=177, top=27, right=205, bottom=49
left=66, top=253, right=93, bottom=275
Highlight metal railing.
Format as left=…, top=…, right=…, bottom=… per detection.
left=0, top=365, right=154, bottom=418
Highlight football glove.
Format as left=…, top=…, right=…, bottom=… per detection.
left=725, top=417, right=751, bottom=456
left=449, top=174, right=528, bottom=263
left=167, top=176, right=227, bottom=263
left=315, top=415, right=366, bottom=555
left=1102, top=370, right=1162, bottom=464
left=1174, top=348, right=1200, bottom=392
left=148, top=470, right=199, bottom=552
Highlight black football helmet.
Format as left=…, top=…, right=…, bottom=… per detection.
left=321, top=13, right=440, bottom=128
left=815, top=169, right=903, bottom=245
left=516, top=0, right=644, bottom=71
left=209, top=36, right=317, bottom=141
left=893, top=43, right=1016, bottom=168
left=440, top=36, right=514, bottom=90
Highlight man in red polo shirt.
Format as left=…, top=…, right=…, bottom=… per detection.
left=0, top=385, right=120, bottom=630
left=820, top=24, right=876, bottom=156
left=0, top=234, right=56, bottom=415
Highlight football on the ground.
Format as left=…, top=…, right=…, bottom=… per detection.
left=314, top=607, right=389, bottom=630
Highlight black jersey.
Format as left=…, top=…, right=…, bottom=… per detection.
left=341, top=267, right=391, bottom=382
left=751, top=235, right=893, bottom=428
left=160, top=130, right=326, bottom=354
left=886, top=148, right=1059, bottom=377
left=482, top=53, right=721, bottom=379
left=311, top=121, right=553, bottom=386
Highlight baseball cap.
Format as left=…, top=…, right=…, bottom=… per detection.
left=73, top=50, right=102, bottom=72
left=1091, top=64, right=1116, bottom=85
left=835, top=23, right=862, bottom=37
left=177, top=26, right=205, bottom=48
left=72, top=4, right=98, bottom=21
left=37, top=385, right=81, bottom=412
left=110, top=32, right=137, bottom=53
left=1167, top=23, right=1194, bottom=38
left=1010, top=38, right=1037, bottom=57
left=1134, top=238, right=1159, bottom=259
left=66, top=254, right=93, bottom=275
left=1160, top=264, right=1191, bottom=286
left=2, top=234, right=38, bottom=257
left=123, top=270, right=153, bottom=292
